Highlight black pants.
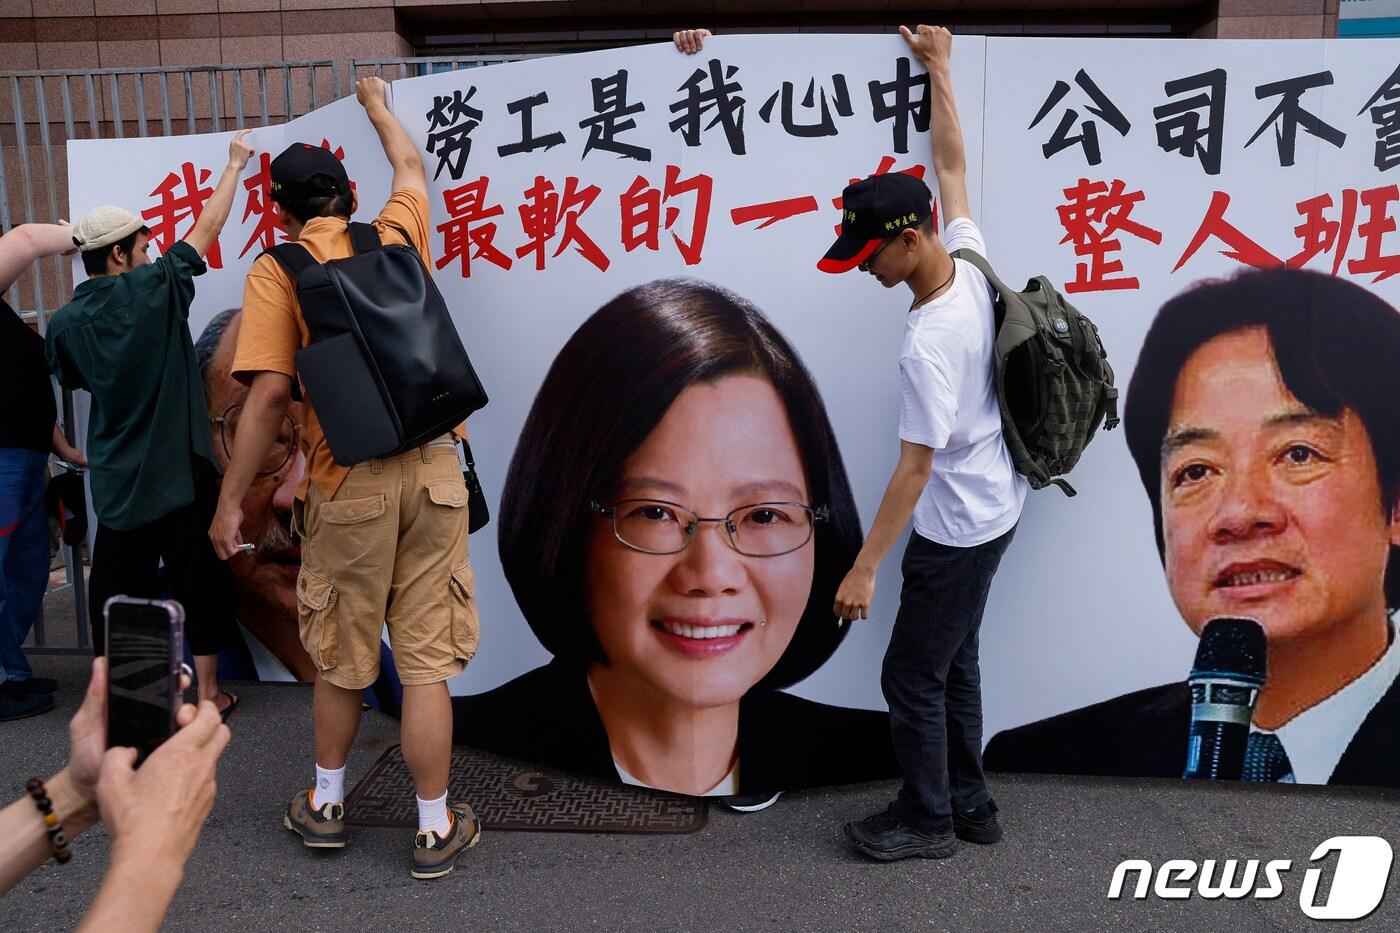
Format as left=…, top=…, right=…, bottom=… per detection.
left=88, top=459, right=237, bottom=657
left=883, top=524, right=1017, bottom=833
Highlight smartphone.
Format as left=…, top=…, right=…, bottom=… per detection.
left=104, top=596, right=184, bottom=761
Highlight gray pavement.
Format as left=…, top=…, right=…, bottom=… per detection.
left=6, top=601, right=1400, bottom=931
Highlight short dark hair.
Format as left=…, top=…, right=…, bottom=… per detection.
left=269, top=184, right=352, bottom=226
left=194, top=307, right=240, bottom=399
left=498, top=278, right=863, bottom=689
left=1124, top=267, right=1400, bottom=610
left=80, top=226, right=151, bottom=277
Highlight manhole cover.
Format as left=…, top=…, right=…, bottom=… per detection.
left=344, top=744, right=708, bottom=834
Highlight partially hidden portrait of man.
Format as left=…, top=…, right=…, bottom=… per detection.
left=196, top=308, right=313, bottom=681
left=985, top=267, right=1400, bottom=787
left=446, top=278, right=899, bottom=797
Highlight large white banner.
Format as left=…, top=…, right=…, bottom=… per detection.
left=67, top=35, right=1400, bottom=791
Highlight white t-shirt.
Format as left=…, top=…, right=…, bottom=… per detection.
left=898, top=217, right=1028, bottom=547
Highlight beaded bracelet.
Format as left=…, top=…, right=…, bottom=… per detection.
left=25, top=778, right=72, bottom=865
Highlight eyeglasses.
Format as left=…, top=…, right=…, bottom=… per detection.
left=590, top=498, right=829, bottom=557
left=211, top=403, right=301, bottom=477
left=858, top=235, right=900, bottom=272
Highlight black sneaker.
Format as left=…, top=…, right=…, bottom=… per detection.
left=953, top=799, right=1002, bottom=845
left=721, top=792, right=782, bottom=813
left=843, top=807, right=957, bottom=861
left=7, top=677, right=58, bottom=696
left=0, top=684, right=56, bottom=722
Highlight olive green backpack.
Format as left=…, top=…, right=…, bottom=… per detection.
left=952, top=248, right=1119, bottom=497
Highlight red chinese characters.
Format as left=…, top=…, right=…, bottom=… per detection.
left=1172, top=185, right=1400, bottom=282
left=437, top=177, right=513, bottom=277
left=730, top=196, right=819, bottom=231
left=1056, top=177, right=1163, bottom=293
left=1347, top=184, right=1400, bottom=282
left=516, top=175, right=608, bottom=272
left=238, top=152, right=284, bottom=260
left=143, top=162, right=220, bottom=269
left=620, top=165, right=713, bottom=265
left=1172, top=190, right=1280, bottom=272
left=238, top=140, right=351, bottom=260
left=730, top=155, right=923, bottom=235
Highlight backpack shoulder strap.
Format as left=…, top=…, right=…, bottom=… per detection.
left=378, top=223, right=424, bottom=259
left=348, top=222, right=381, bottom=255
left=951, top=246, right=1013, bottom=331
left=255, top=243, right=317, bottom=404
left=949, top=247, right=1014, bottom=297
left=259, top=242, right=318, bottom=281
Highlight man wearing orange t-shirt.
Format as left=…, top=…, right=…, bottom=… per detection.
left=208, top=77, right=480, bottom=880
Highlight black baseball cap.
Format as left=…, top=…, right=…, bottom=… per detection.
left=270, top=142, right=351, bottom=199
left=818, top=172, right=933, bottom=273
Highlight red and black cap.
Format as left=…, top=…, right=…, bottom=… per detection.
left=818, top=172, right=932, bottom=273
left=269, top=142, right=351, bottom=199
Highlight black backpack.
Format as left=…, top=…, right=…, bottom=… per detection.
left=263, top=223, right=488, bottom=466
left=952, top=248, right=1118, bottom=497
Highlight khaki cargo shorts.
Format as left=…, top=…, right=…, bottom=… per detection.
left=294, top=437, right=479, bottom=690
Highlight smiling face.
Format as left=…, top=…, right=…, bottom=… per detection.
left=585, top=374, right=816, bottom=710
left=1160, top=327, right=1400, bottom=645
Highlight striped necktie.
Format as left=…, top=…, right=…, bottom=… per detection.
left=1242, top=732, right=1292, bottom=782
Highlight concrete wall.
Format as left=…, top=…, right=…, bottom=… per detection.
left=2, top=1, right=1341, bottom=81
left=1197, top=0, right=1338, bottom=37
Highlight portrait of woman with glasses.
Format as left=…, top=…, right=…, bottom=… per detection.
left=449, top=279, right=897, bottom=798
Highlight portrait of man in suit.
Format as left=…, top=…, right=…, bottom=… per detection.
left=985, top=267, right=1400, bottom=786
left=195, top=308, right=314, bottom=681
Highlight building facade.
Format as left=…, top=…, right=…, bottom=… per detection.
left=0, top=2, right=1341, bottom=76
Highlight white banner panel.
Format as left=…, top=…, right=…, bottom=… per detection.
left=65, top=35, right=1400, bottom=791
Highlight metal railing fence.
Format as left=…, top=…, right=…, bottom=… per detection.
left=0, top=54, right=527, bottom=650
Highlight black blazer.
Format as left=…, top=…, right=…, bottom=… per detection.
left=451, top=660, right=898, bottom=794
left=983, top=675, right=1400, bottom=788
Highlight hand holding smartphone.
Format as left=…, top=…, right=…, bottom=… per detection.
left=104, top=597, right=184, bottom=762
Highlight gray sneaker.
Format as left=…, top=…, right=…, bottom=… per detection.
left=411, top=802, right=482, bottom=880
left=283, top=789, right=347, bottom=848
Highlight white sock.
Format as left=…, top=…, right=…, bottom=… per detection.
left=313, top=764, right=346, bottom=808
left=417, top=792, right=450, bottom=836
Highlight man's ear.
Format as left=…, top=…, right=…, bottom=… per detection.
left=1390, top=495, right=1400, bottom=548
left=350, top=189, right=359, bottom=216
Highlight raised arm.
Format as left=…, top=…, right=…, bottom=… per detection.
left=183, top=129, right=254, bottom=260
left=901, top=25, right=970, bottom=225
left=357, top=76, right=426, bottom=196
left=0, top=223, right=75, bottom=292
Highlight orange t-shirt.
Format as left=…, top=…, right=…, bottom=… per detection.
left=231, top=187, right=466, bottom=502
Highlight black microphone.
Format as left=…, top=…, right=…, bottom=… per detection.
left=1182, top=618, right=1267, bottom=780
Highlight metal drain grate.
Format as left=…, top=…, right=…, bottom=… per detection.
left=344, top=744, right=708, bottom=834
